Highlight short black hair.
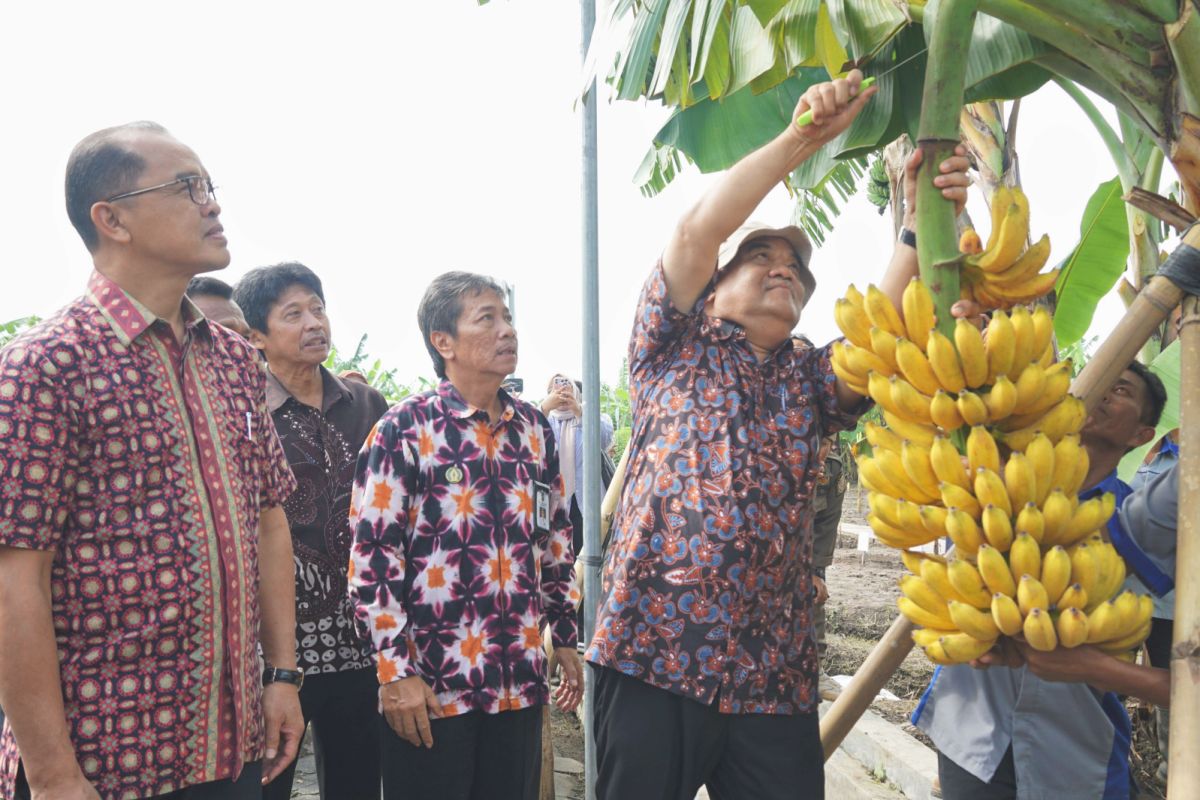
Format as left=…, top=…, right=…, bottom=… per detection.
left=417, top=271, right=505, bottom=380
left=185, top=276, right=235, bottom=301
left=232, top=262, right=325, bottom=334
left=65, top=121, right=169, bottom=252
left=1126, top=360, right=1167, bottom=428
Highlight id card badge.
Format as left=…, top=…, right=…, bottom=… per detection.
left=533, top=481, right=552, bottom=534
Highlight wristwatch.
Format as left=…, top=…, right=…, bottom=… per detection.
left=899, top=227, right=917, bottom=248
left=262, top=666, right=305, bottom=689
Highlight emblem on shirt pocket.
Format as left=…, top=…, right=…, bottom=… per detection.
left=444, top=465, right=464, bottom=485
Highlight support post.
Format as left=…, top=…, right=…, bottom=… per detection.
left=1169, top=292, right=1200, bottom=799
left=579, top=1, right=602, bottom=799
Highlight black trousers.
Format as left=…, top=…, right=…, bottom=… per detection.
left=592, top=665, right=824, bottom=800
left=15, top=762, right=261, bottom=800
left=1145, top=616, right=1174, bottom=669
left=263, top=665, right=381, bottom=800
left=937, top=748, right=1017, bottom=800
left=380, top=705, right=542, bottom=800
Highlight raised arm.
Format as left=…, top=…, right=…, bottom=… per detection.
left=661, top=72, right=877, bottom=312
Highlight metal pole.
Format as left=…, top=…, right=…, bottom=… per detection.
left=579, top=0, right=601, bottom=798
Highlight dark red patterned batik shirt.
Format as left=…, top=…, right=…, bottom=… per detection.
left=0, top=272, right=297, bottom=799
left=586, top=262, right=864, bottom=714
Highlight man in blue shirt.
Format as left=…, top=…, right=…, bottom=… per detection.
left=913, top=362, right=1168, bottom=800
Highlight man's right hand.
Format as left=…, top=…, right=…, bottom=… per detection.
left=381, top=675, right=444, bottom=749
left=788, top=70, right=877, bottom=149
left=30, top=773, right=100, bottom=800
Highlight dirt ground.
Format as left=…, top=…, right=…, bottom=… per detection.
left=553, top=483, right=1169, bottom=797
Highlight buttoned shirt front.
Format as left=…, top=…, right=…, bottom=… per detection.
left=348, top=382, right=578, bottom=717
left=0, top=272, right=296, bottom=800
left=586, top=263, right=863, bottom=714
left=267, top=367, right=389, bottom=675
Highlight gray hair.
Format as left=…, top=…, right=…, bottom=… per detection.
left=417, top=271, right=505, bottom=379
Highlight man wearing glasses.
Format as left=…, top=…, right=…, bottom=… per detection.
left=0, top=122, right=302, bottom=800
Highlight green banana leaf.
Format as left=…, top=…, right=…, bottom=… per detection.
left=1118, top=339, right=1179, bottom=481
left=1052, top=177, right=1131, bottom=348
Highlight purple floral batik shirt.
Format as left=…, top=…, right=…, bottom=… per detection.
left=587, top=262, right=864, bottom=714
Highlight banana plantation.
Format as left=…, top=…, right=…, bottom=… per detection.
left=560, top=0, right=1200, bottom=797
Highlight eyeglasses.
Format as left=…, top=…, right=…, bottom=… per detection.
left=106, top=175, right=217, bottom=206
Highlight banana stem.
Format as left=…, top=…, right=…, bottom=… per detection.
left=1167, top=2, right=1200, bottom=115
left=915, top=0, right=978, bottom=339
left=1030, top=0, right=1163, bottom=58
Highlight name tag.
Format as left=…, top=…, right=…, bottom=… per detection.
left=534, top=481, right=552, bottom=533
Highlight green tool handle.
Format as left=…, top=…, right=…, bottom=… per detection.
left=793, top=76, right=876, bottom=128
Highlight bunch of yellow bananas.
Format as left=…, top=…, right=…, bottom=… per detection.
left=899, top=535, right=1153, bottom=664
left=957, top=186, right=1060, bottom=311
left=831, top=268, right=1148, bottom=663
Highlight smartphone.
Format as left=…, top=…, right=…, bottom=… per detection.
left=553, top=376, right=572, bottom=390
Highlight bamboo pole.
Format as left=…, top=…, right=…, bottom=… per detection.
left=1168, top=292, right=1200, bottom=800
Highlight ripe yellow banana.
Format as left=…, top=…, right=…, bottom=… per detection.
left=913, top=626, right=956, bottom=649
left=1060, top=495, right=1112, bottom=547
left=900, top=575, right=954, bottom=621
left=931, top=390, right=966, bottom=431
left=882, top=410, right=937, bottom=448
left=901, top=440, right=942, bottom=499
left=981, top=504, right=1015, bottom=551
left=978, top=544, right=1018, bottom=597
left=902, top=278, right=935, bottom=350
left=895, top=337, right=942, bottom=396
left=1008, top=531, right=1042, bottom=585
left=1085, top=601, right=1122, bottom=644
left=1001, top=362, right=1073, bottom=427
left=1015, top=502, right=1046, bottom=545
left=949, top=559, right=995, bottom=607
left=986, top=270, right=1061, bottom=303
left=845, top=284, right=866, bottom=311
left=845, top=344, right=896, bottom=379
left=835, top=298, right=874, bottom=349
left=984, top=375, right=1018, bottom=421
left=975, top=468, right=1012, bottom=516
left=954, top=319, right=989, bottom=389
left=1099, top=620, right=1153, bottom=653
left=920, top=504, right=950, bottom=538
left=921, top=558, right=972, bottom=606
left=948, top=600, right=1001, bottom=641
left=1027, top=302, right=1051, bottom=349
left=857, top=455, right=907, bottom=499
left=1056, top=607, right=1089, bottom=648
left=1113, top=591, right=1142, bottom=632
left=1012, top=363, right=1047, bottom=415
left=1041, top=545, right=1072, bottom=606
left=870, top=328, right=901, bottom=372
left=1002, top=396, right=1087, bottom=450
left=868, top=493, right=905, bottom=530
left=992, top=592, right=1025, bottom=636
left=1007, top=305, right=1038, bottom=372
left=898, top=596, right=956, bottom=630
left=870, top=514, right=935, bottom=549
left=923, top=639, right=957, bottom=666
left=946, top=507, right=985, bottom=554
left=831, top=344, right=869, bottom=395
left=986, top=310, right=1017, bottom=381
left=981, top=185, right=1014, bottom=255
left=878, top=448, right=941, bottom=504
left=957, top=390, right=990, bottom=427
left=975, top=187, right=1030, bottom=273
left=889, top=375, right=936, bottom=426
left=941, top=483, right=983, bottom=519
left=931, top=435, right=972, bottom=490
left=939, top=632, right=998, bottom=662
left=1017, top=574, right=1050, bottom=616
left=1057, top=582, right=1089, bottom=611
left=1088, top=542, right=1126, bottom=608
left=1069, top=543, right=1101, bottom=603
left=865, top=284, right=907, bottom=338
left=1024, top=432, right=1056, bottom=504
left=1050, top=435, right=1087, bottom=497
left=990, top=235, right=1052, bottom=290
left=967, top=426, right=1001, bottom=475
left=1042, top=489, right=1075, bottom=546
left=901, top=548, right=943, bottom=575
left=1023, top=607, right=1058, bottom=651
left=926, top=330, right=967, bottom=394
left=1004, top=452, right=1037, bottom=510
left=864, top=421, right=905, bottom=455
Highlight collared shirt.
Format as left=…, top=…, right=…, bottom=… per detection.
left=348, top=381, right=578, bottom=717
left=266, top=366, right=389, bottom=675
left=1128, top=439, right=1178, bottom=618
left=586, top=263, right=863, bottom=714
left=1120, top=461, right=1178, bottom=618
left=914, top=472, right=1136, bottom=800
left=0, top=272, right=296, bottom=800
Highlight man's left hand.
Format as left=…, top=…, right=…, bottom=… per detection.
left=1014, top=641, right=1110, bottom=684
left=813, top=575, right=829, bottom=605
left=261, top=682, right=304, bottom=785
left=553, top=646, right=584, bottom=713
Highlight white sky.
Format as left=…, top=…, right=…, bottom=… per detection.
left=0, top=0, right=1161, bottom=397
